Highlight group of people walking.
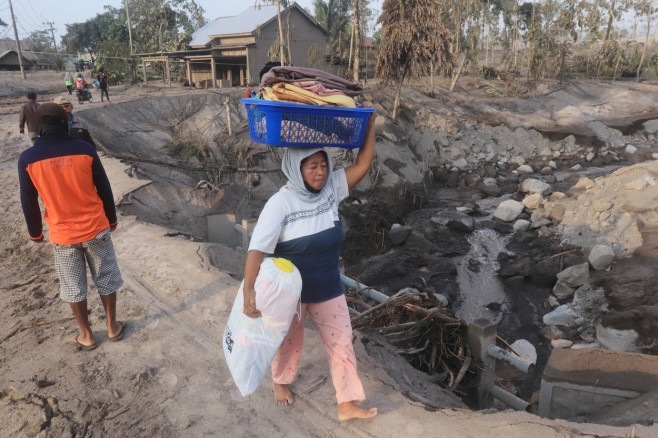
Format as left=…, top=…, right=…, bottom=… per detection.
left=16, top=67, right=379, bottom=422
left=64, top=68, right=110, bottom=103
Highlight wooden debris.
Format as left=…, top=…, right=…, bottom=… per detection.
left=346, top=286, right=474, bottom=392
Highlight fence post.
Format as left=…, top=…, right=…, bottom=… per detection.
left=468, top=318, right=497, bottom=409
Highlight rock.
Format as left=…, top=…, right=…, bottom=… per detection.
left=513, top=219, right=530, bottom=232
left=529, top=212, right=552, bottom=229
left=596, top=323, right=639, bottom=352
left=571, top=176, right=595, bottom=190
left=383, top=130, right=398, bottom=142
left=543, top=305, right=576, bottom=326
left=571, top=342, right=600, bottom=349
left=388, top=224, right=413, bottom=246
left=539, top=325, right=565, bottom=341
left=588, top=244, right=615, bottom=270
left=478, top=182, right=501, bottom=197
left=555, top=262, right=589, bottom=288
left=570, top=164, right=582, bottom=171
left=586, top=152, right=595, bottom=162
left=530, top=257, right=559, bottom=287
left=520, top=178, right=551, bottom=195
left=553, top=280, right=576, bottom=300
left=430, top=211, right=475, bottom=233
left=510, top=339, right=537, bottom=364
left=452, top=158, right=469, bottom=170
left=548, top=203, right=565, bottom=222
left=625, top=178, right=648, bottom=191
left=625, top=144, right=637, bottom=154
left=493, top=199, right=524, bottom=222
left=643, top=119, right=658, bottom=133
left=522, top=193, right=543, bottom=209
left=546, top=295, right=560, bottom=307
left=433, top=294, right=449, bottom=307
left=517, top=164, right=534, bottom=173
left=551, top=339, right=573, bottom=348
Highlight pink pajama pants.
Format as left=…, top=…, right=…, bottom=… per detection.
left=271, top=294, right=366, bottom=404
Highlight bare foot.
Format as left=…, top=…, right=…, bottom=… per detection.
left=337, top=401, right=378, bottom=421
left=273, top=382, right=293, bottom=406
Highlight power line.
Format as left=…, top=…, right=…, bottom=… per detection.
left=14, top=0, right=39, bottom=28
left=25, top=0, right=46, bottom=23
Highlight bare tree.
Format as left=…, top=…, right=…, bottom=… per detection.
left=636, top=0, right=655, bottom=81
left=376, top=0, right=453, bottom=119
left=352, top=0, right=361, bottom=83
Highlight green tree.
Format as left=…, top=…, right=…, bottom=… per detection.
left=376, top=0, right=453, bottom=119
left=28, top=30, right=53, bottom=52
left=313, top=0, right=351, bottom=63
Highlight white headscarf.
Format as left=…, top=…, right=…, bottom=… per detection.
left=281, top=147, right=333, bottom=202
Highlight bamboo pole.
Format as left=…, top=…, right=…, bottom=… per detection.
left=225, top=97, right=232, bottom=136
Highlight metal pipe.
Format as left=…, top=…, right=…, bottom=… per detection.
left=488, top=345, right=535, bottom=374
left=341, top=274, right=389, bottom=303
left=490, top=385, right=531, bottom=412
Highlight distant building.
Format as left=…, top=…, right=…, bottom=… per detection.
left=137, top=2, right=333, bottom=88
left=0, top=38, right=53, bottom=70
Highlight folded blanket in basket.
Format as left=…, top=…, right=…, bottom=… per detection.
left=261, top=66, right=364, bottom=97
left=262, top=83, right=357, bottom=108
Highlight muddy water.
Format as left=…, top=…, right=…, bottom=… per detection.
left=454, top=228, right=509, bottom=324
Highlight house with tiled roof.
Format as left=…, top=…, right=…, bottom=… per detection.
left=139, top=2, right=332, bottom=88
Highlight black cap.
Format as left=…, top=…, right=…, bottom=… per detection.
left=27, top=91, right=36, bottom=99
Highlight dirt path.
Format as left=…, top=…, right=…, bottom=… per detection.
left=1, top=72, right=657, bottom=437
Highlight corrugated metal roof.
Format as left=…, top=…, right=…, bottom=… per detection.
left=189, top=5, right=279, bottom=47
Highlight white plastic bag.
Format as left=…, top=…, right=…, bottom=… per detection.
left=223, top=257, right=302, bottom=396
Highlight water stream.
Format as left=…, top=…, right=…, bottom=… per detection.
left=454, top=228, right=510, bottom=324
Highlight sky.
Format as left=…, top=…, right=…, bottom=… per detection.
left=0, top=0, right=383, bottom=52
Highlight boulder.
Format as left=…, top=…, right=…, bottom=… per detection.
left=493, top=199, right=524, bottom=222
left=588, top=244, right=615, bottom=270
left=520, top=178, right=551, bottom=195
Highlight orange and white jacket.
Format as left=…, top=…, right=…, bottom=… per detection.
left=18, top=134, right=116, bottom=244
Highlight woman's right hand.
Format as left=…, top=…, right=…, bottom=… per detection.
left=243, top=285, right=262, bottom=318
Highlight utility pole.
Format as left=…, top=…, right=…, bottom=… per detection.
left=8, top=0, right=25, bottom=80
left=43, top=21, right=58, bottom=51
left=123, top=0, right=134, bottom=54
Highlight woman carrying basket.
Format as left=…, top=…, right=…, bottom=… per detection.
left=242, top=103, right=377, bottom=421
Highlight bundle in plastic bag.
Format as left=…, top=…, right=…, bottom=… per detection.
left=223, top=257, right=302, bottom=396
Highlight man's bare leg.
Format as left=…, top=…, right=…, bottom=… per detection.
left=99, top=292, right=123, bottom=338
left=70, top=299, right=95, bottom=347
left=273, top=382, right=293, bottom=406
left=337, top=401, right=378, bottom=421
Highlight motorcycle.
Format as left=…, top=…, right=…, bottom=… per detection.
left=75, top=87, right=93, bottom=104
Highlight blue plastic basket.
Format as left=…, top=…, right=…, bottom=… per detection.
left=242, top=98, right=374, bottom=148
